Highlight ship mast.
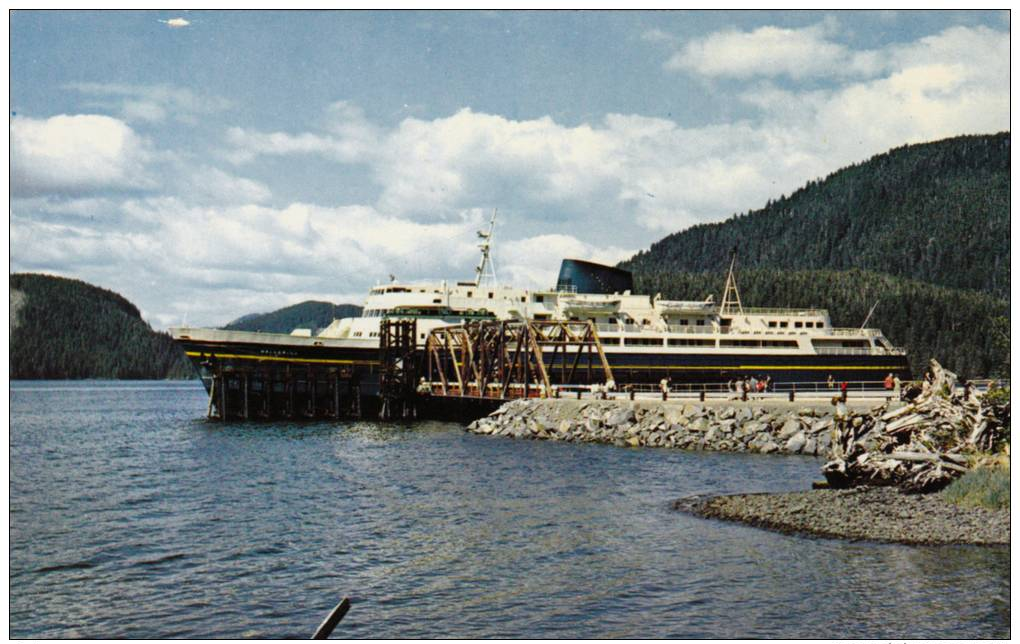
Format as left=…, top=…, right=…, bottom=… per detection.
left=719, top=251, right=744, bottom=315
left=474, top=209, right=498, bottom=287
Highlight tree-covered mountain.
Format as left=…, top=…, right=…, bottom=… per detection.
left=222, top=301, right=362, bottom=334
left=10, top=273, right=193, bottom=379
left=621, top=132, right=1011, bottom=379
left=624, top=133, right=1009, bottom=299
left=633, top=268, right=1007, bottom=378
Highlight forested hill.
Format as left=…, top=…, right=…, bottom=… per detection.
left=223, top=301, right=362, bottom=334
left=622, top=133, right=1009, bottom=299
left=10, top=273, right=193, bottom=379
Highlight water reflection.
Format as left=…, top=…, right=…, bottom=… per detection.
left=10, top=381, right=1010, bottom=638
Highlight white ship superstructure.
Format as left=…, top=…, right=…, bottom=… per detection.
left=172, top=212, right=909, bottom=388
left=318, top=267, right=903, bottom=363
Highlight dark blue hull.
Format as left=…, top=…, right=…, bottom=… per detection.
left=177, top=335, right=910, bottom=395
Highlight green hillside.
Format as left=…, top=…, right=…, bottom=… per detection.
left=633, top=268, right=1008, bottom=378
left=10, top=273, right=193, bottom=379
left=223, top=301, right=362, bottom=333
left=624, top=133, right=1009, bottom=299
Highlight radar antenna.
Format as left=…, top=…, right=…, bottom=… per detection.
left=719, top=249, right=744, bottom=315
left=474, top=209, right=498, bottom=287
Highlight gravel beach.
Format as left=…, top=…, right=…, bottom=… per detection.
left=676, top=486, right=1010, bottom=546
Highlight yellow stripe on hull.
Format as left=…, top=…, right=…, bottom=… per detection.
left=185, top=351, right=379, bottom=366
left=187, top=352, right=899, bottom=372
left=608, top=364, right=905, bottom=371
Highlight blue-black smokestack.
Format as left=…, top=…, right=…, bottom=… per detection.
left=555, top=259, right=633, bottom=294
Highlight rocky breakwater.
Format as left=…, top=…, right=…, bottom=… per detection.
left=466, top=398, right=845, bottom=457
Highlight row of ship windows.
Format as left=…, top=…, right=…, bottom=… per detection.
left=604, top=337, right=801, bottom=348
left=768, top=320, right=820, bottom=328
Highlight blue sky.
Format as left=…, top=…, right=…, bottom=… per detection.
left=9, top=10, right=1010, bottom=327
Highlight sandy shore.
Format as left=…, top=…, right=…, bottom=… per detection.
left=675, top=486, right=1009, bottom=546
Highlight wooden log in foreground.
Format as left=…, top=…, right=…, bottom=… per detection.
left=312, top=597, right=351, bottom=640
left=823, top=358, right=1008, bottom=492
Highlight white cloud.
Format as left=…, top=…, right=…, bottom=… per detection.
left=641, top=28, right=676, bottom=45
left=67, top=82, right=233, bottom=123
left=666, top=18, right=881, bottom=79
left=10, top=23, right=1007, bottom=328
left=11, top=114, right=154, bottom=196
left=10, top=112, right=270, bottom=207
left=224, top=99, right=380, bottom=164
left=179, top=166, right=272, bottom=204
left=735, top=26, right=1009, bottom=164
left=224, top=128, right=348, bottom=164
left=11, top=196, right=119, bottom=220
left=159, top=17, right=190, bottom=28
left=10, top=197, right=636, bottom=327
left=664, top=20, right=1008, bottom=84
left=221, top=21, right=1007, bottom=239
left=499, top=234, right=635, bottom=289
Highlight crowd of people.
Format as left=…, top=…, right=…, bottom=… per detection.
left=726, top=374, right=772, bottom=399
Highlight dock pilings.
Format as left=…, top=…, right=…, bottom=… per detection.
left=206, top=365, right=366, bottom=422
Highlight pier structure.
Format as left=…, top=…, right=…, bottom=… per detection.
left=424, top=319, right=614, bottom=399
left=201, top=318, right=616, bottom=422
left=204, top=361, right=364, bottom=422
left=378, top=318, right=420, bottom=420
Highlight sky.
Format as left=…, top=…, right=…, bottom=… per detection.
left=9, top=9, right=1011, bottom=328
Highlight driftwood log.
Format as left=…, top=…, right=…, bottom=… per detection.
left=822, top=359, right=1009, bottom=493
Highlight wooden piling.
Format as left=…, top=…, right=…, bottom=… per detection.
left=262, top=372, right=271, bottom=419
left=287, top=376, right=295, bottom=418
left=309, top=377, right=317, bottom=417
left=207, top=377, right=217, bottom=419
left=334, top=374, right=341, bottom=419
left=312, top=597, right=350, bottom=639
left=218, top=373, right=228, bottom=420
left=242, top=372, right=250, bottom=420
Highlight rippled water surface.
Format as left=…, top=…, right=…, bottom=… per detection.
left=10, top=381, right=1010, bottom=638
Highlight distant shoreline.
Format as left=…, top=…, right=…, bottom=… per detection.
left=675, top=486, right=1010, bottom=546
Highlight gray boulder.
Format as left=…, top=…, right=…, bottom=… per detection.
left=778, top=418, right=802, bottom=439
left=785, top=430, right=807, bottom=453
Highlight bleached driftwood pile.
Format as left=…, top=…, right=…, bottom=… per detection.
left=823, top=360, right=1009, bottom=493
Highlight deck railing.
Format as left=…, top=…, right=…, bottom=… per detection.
left=829, top=327, right=881, bottom=337
left=721, top=306, right=827, bottom=317
left=814, top=346, right=906, bottom=356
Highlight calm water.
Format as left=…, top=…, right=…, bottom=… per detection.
left=10, top=381, right=1010, bottom=638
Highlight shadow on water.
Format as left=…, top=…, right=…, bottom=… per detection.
left=9, top=381, right=1010, bottom=639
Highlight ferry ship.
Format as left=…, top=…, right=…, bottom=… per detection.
left=170, top=213, right=911, bottom=395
